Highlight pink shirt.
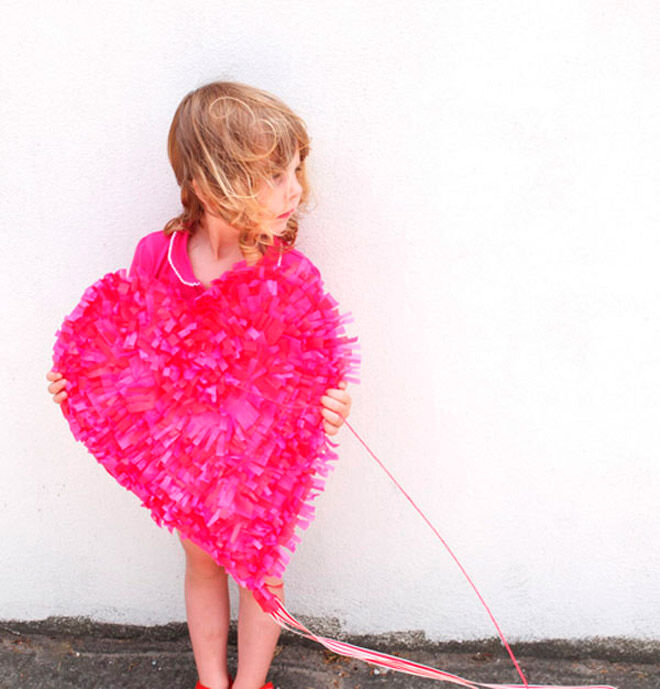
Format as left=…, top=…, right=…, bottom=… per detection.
left=128, top=229, right=320, bottom=300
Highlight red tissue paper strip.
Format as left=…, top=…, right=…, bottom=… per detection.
left=52, top=252, right=360, bottom=614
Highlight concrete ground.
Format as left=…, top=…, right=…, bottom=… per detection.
left=0, top=617, right=657, bottom=689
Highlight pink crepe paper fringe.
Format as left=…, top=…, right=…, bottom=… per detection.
left=53, top=249, right=359, bottom=614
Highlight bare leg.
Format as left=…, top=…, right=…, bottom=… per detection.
left=178, top=531, right=232, bottom=689
left=232, top=578, right=284, bottom=689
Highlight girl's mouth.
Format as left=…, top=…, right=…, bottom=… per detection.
left=277, top=209, right=294, bottom=219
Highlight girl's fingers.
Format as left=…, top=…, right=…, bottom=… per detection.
left=47, top=371, right=67, bottom=384
left=321, top=391, right=351, bottom=424
left=323, top=419, right=338, bottom=436
left=320, top=394, right=343, bottom=411
left=321, top=407, right=344, bottom=425
left=325, top=386, right=348, bottom=398
left=321, top=389, right=350, bottom=407
left=48, top=379, right=67, bottom=394
left=320, top=403, right=345, bottom=422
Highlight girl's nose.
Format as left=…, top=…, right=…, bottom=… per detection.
left=289, top=171, right=302, bottom=194
left=289, top=178, right=302, bottom=203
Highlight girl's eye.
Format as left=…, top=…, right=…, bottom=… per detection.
left=272, top=165, right=301, bottom=183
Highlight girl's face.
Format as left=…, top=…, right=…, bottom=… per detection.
left=255, top=148, right=303, bottom=235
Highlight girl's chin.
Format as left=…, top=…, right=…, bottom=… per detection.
left=262, top=216, right=290, bottom=236
left=269, top=222, right=287, bottom=235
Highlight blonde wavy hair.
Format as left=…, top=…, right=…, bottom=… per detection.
left=163, top=81, right=312, bottom=265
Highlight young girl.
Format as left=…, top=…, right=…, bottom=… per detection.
left=46, top=80, right=353, bottom=689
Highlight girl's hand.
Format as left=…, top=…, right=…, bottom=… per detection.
left=320, top=380, right=352, bottom=436
left=46, top=369, right=68, bottom=404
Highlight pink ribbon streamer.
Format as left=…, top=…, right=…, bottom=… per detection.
left=221, top=381, right=617, bottom=689
left=269, top=599, right=614, bottom=689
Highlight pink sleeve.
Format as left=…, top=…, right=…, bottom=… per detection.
left=290, top=248, right=323, bottom=282
left=128, top=235, right=157, bottom=279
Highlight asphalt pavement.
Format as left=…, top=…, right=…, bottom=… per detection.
left=0, top=617, right=657, bottom=689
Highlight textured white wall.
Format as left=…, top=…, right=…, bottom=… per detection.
left=1, top=0, right=658, bottom=641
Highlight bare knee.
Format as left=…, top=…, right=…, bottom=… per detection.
left=263, top=576, right=284, bottom=589
left=178, top=531, right=227, bottom=578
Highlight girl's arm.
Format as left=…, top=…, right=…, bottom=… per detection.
left=320, top=380, right=352, bottom=436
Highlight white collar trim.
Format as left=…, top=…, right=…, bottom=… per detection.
left=167, top=231, right=201, bottom=287
left=167, top=230, right=283, bottom=285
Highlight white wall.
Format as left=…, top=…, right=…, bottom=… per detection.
left=1, top=0, right=658, bottom=641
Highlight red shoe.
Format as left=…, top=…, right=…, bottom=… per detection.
left=195, top=676, right=234, bottom=689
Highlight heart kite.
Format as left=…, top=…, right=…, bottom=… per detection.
left=53, top=246, right=360, bottom=614
left=52, top=247, right=616, bottom=689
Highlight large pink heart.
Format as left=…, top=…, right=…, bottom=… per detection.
left=52, top=249, right=360, bottom=613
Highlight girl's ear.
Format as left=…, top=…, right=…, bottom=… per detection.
left=191, top=179, right=209, bottom=209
